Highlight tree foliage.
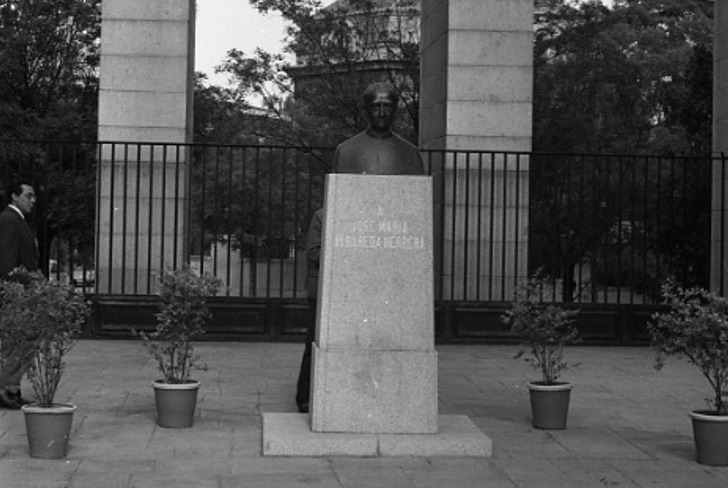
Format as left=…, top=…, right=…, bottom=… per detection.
left=187, top=143, right=329, bottom=259
left=0, top=0, right=100, bottom=276
left=201, top=0, right=420, bottom=147
left=534, top=0, right=713, bottom=155
left=192, top=0, right=420, bottom=251
left=530, top=0, right=714, bottom=300
left=0, top=0, right=100, bottom=140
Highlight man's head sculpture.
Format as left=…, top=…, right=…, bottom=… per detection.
left=363, top=82, right=398, bottom=135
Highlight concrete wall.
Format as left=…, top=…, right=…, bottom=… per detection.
left=97, top=0, right=195, bottom=293
left=420, top=0, right=532, bottom=299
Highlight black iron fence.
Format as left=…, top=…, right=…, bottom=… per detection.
left=0, top=140, right=723, bottom=342
left=527, top=152, right=712, bottom=304
left=0, top=140, right=719, bottom=305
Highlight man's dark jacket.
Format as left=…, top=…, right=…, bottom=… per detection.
left=0, top=206, right=38, bottom=278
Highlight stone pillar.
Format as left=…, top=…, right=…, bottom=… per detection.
left=712, top=2, right=728, bottom=293
left=97, top=0, right=195, bottom=293
left=420, top=0, right=532, bottom=300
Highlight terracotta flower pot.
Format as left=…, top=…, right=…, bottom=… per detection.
left=527, top=382, right=572, bottom=430
left=153, top=380, right=200, bottom=428
left=22, top=403, right=76, bottom=459
left=689, top=410, right=728, bottom=466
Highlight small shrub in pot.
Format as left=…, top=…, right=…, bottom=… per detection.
left=502, top=272, right=580, bottom=429
left=502, top=273, right=580, bottom=385
left=135, top=265, right=221, bottom=428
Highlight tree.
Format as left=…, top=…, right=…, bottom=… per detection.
left=189, top=0, right=420, bottom=256
left=530, top=0, right=714, bottom=300
left=194, top=73, right=274, bottom=145
left=209, top=0, right=420, bottom=147
left=187, top=143, right=329, bottom=265
left=191, top=72, right=329, bottom=260
left=0, top=0, right=100, bottom=141
left=533, top=0, right=713, bottom=155
left=0, top=0, right=101, bottom=276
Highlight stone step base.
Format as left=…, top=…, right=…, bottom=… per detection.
left=262, top=413, right=493, bottom=457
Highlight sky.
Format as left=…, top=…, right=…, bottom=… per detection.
left=195, top=0, right=289, bottom=87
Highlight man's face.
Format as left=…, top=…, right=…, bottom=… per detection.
left=11, top=184, right=36, bottom=216
left=366, top=91, right=397, bottom=132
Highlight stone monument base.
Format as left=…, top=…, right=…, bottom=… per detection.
left=262, top=413, right=493, bottom=457
left=311, top=345, right=438, bottom=434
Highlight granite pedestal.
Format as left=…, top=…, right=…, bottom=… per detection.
left=263, top=174, right=492, bottom=456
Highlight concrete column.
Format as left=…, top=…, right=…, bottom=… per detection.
left=97, top=0, right=195, bottom=293
left=420, top=0, right=531, bottom=300
left=712, top=2, right=728, bottom=293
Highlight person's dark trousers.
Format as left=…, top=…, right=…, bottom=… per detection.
left=296, top=299, right=316, bottom=410
left=0, top=337, right=33, bottom=392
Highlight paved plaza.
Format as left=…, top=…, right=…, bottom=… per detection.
left=1, top=340, right=728, bottom=487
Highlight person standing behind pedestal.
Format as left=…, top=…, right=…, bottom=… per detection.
left=295, top=207, right=323, bottom=413
left=0, top=178, right=39, bottom=409
left=295, top=82, right=425, bottom=413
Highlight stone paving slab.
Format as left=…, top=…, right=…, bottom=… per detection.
left=1, top=341, right=728, bottom=487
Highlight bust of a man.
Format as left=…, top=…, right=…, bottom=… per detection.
left=332, top=82, right=424, bottom=175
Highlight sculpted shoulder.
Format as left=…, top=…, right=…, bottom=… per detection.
left=333, top=131, right=424, bottom=175
left=335, top=131, right=371, bottom=156
left=391, top=132, right=420, bottom=156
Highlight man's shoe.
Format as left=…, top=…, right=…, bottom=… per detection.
left=0, top=390, right=22, bottom=410
left=297, top=402, right=309, bottom=413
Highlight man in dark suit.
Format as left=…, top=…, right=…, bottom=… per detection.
left=0, top=178, right=39, bottom=409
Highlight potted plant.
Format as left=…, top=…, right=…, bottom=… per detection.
left=648, top=283, right=728, bottom=466
left=502, top=272, right=580, bottom=429
left=0, top=268, right=90, bottom=459
left=136, top=265, right=221, bottom=428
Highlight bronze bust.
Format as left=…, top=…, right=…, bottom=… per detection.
left=332, top=82, right=424, bottom=176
